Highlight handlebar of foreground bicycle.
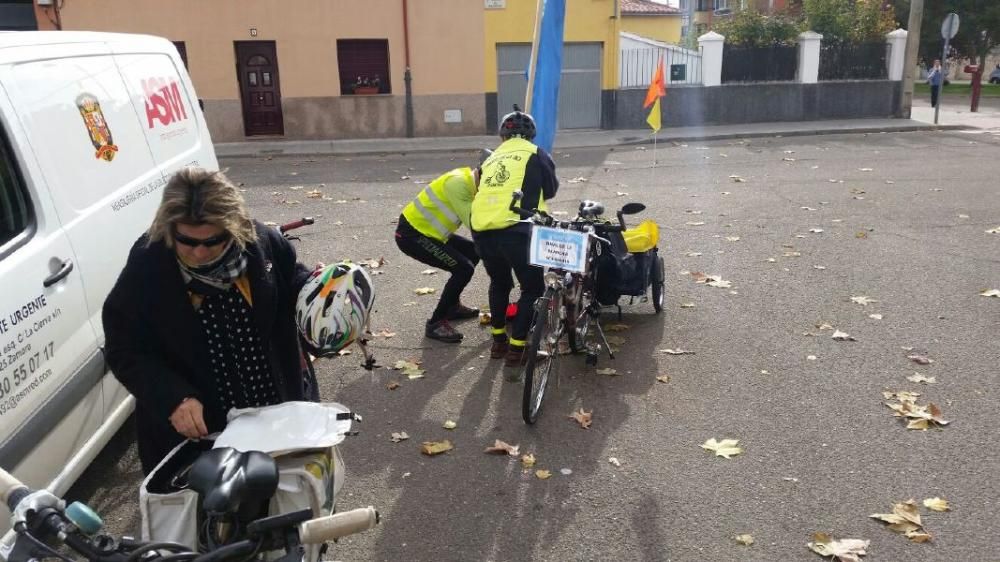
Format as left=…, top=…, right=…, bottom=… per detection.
left=1, top=465, right=380, bottom=561
left=279, top=217, right=315, bottom=234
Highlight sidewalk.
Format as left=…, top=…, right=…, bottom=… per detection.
left=214, top=117, right=967, bottom=159
left=910, top=95, right=1000, bottom=131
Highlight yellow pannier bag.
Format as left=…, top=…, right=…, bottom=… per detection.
left=623, top=219, right=659, bottom=253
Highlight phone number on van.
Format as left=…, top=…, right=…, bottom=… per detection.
left=0, top=341, right=55, bottom=414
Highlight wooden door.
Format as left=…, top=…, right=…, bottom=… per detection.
left=235, top=41, right=284, bottom=136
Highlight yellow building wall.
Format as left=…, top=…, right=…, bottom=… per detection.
left=483, top=0, right=620, bottom=92
left=53, top=0, right=482, bottom=99
left=621, top=16, right=683, bottom=45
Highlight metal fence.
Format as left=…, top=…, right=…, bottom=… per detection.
left=620, top=46, right=703, bottom=88
left=819, top=42, right=889, bottom=81
left=721, top=44, right=798, bottom=83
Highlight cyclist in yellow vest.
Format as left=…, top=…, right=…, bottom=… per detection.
left=471, top=106, right=559, bottom=367
left=395, top=154, right=489, bottom=342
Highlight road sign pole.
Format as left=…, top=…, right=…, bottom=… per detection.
left=934, top=38, right=949, bottom=125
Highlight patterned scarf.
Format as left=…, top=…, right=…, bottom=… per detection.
left=178, top=240, right=248, bottom=294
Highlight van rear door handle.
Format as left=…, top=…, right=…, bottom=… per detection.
left=43, top=259, right=74, bottom=288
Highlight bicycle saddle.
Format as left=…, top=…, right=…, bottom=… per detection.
left=578, top=200, right=605, bottom=218
left=188, top=447, right=278, bottom=515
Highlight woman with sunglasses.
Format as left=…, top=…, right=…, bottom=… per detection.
left=102, top=167, right=315, bottom=474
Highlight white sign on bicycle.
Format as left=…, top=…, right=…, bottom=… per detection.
left=529, top=226, right=588, bottom=273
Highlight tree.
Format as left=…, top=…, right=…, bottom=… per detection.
left=714, top=8, right=803, bottom=46
left=802, top=0, right=897, bottom=43
left=896, top=0, right=1000, bottom=69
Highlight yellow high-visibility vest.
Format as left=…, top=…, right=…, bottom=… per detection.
left=471, top=137, right=547, bottom=232
left=401, top=168, right=472, bottom=242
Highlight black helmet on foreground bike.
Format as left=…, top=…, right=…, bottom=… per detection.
left=498, top=104, right=536, bottom=140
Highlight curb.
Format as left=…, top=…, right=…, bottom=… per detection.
left=215, top=123, right=973, bottom=159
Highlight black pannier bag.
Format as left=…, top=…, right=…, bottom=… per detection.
left=594, top=229, right=647, bottom=305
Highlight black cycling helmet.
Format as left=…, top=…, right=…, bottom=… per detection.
left=498, top=104, right=536, bottom=140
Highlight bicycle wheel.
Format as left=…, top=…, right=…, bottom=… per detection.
left=651, top=252, right=665, bottom=313
left=522, top=287, right=563, bottom=424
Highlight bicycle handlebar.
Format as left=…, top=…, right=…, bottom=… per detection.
left=279, top=217, right=315, bottom=234
left=508, top=192, right=624, bottom=234
left=298, top=507, right=379, bottom=544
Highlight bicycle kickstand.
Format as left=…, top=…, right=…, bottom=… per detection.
left=593, top=320, right=615, bottom=360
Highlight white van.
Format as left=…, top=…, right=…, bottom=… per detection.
left=0, top=31, right=218, bottom=531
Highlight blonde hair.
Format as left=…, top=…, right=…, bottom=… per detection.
left=147, top=167, right=257, bottom=249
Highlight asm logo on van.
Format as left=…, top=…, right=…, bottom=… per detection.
left=143, top=77, right=189, bottom=129
left=76, top=93, right=119, bottom=162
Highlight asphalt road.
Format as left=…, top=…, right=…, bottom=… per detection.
left=68, top=129, right=1000, bottom=561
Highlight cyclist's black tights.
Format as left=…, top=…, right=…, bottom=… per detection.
left=395, top=218, right=479, bottom=323
left=474, top=230, right=544, bottom=344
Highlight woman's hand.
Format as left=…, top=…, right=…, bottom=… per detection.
left=169, top=397, right=209, bottom=439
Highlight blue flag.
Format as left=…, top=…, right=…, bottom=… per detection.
left=528, top=0, right=566, bottom=153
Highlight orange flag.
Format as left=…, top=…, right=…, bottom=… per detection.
left=643, top=56, right=666, bottom=109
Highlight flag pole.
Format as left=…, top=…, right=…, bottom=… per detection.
left=524, top=0, right=545, bottom=112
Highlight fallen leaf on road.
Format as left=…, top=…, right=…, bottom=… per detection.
left=907, top=373, right=936, bottom=384
left=802, top=206, right=818, bottom=211
left=907, top=354, right=933, bottom=365
left=375, top=328, right=396, bottom=338
left=596, top=367, right=619, bottom=376
left=923, top=497, right=951, bottom=512
left=766, top=258, right=777, bottom=263
left=735, top=534, right=754, bottom=546
left=809, top=228, right=824, bottom=233
left=390, top=431, right=409, bottom=443
left=685, top=252, right=703, bottom=257
left=567, top=176, right=588, bottom=183
left=729, top=175, right=746, bottom=182
left=392, top=360, right=426, bottom=379
left=701, top=438, right=742, bottom=459
left=856, top=231, right=868, bottom=238
left=885, top=394, right=949, bottom=430
left=783, top=150, right=795, bottom=154
left=708, top=278, right=732, bottom=288
left=808, top=533, right=869, bottom=561
left=535, top=469, right=553, bottom=480
left=980, top=289, right=1000, bottom=297
left=859, top=167, right=873, bottom=172
left=608, top=457, right=621, bottom=467
left=479, top=312, right=492, bottom=325
left=869, top=314, right=883, bottom=320
left=616, top=191, right=629, bottom=197
left=725, top=236, right=741, bottom=242
left=521, top=453, right=536, bottom=468
left=680, top=302, right=696, bottom=308
left=661, top=349, right=695, bottom=355
left=686, top=221, right=706, bottom=226
left=656, top=374, right=671, bottom=383
left=485, top=440, right=520, bottom=456
left=386, top=382, right=400, bottom=391
left=569, top=408, right=593, bottom=429
left=421, top=440, right=453, bottom=456
left=414, top=287, right=436, bottom=295
left=851, top=296, right=877, bottom=306
left=832, top=330, right=856, bottom=342
left=958, top=214, right=970, bottom=219
left=337, top=349, right=352, bottom=356
left=421, top=269, right=438, bottom=275
left=606, top=323, right=629, bottom=332
left=306, top=189, right=323, bottom=198
left=871, top=500, right=932, bottom=543
left=807, top=355, right=818, bottom=361
left=783, top=251, right=802, bottom=258
left=814, top=265, right=827, bottom=270
left=358, top=257, right=385, bottom=269
left=783, top=157, right=796, bottom=162
left=443, top=420, right=457, bottom=430
left=986, top=227, right=1000, bottom=234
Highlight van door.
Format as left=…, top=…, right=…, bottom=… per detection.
left=0, top=105, right=103, bottom=493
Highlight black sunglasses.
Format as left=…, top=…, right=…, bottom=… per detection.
left=173, top=229, right=231, bottom=248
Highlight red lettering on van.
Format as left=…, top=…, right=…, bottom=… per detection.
left=143, top=78, right=189, bottom=129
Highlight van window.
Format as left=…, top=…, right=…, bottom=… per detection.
left=0, top=135, right=31, bottom=250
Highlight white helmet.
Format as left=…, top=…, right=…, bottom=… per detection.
left=296, top=262, right=375, bottom=356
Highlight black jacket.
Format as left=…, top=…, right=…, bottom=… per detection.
left=102, top=221, right=311, bottom=474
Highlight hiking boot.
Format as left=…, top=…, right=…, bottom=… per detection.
left=504, top=345, right=525, bottom=368
left=425, top=319, right=463, bottom=343
left=446, top=302, right=480, bottom=321
left=490, top=339, right=509, bottom=359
